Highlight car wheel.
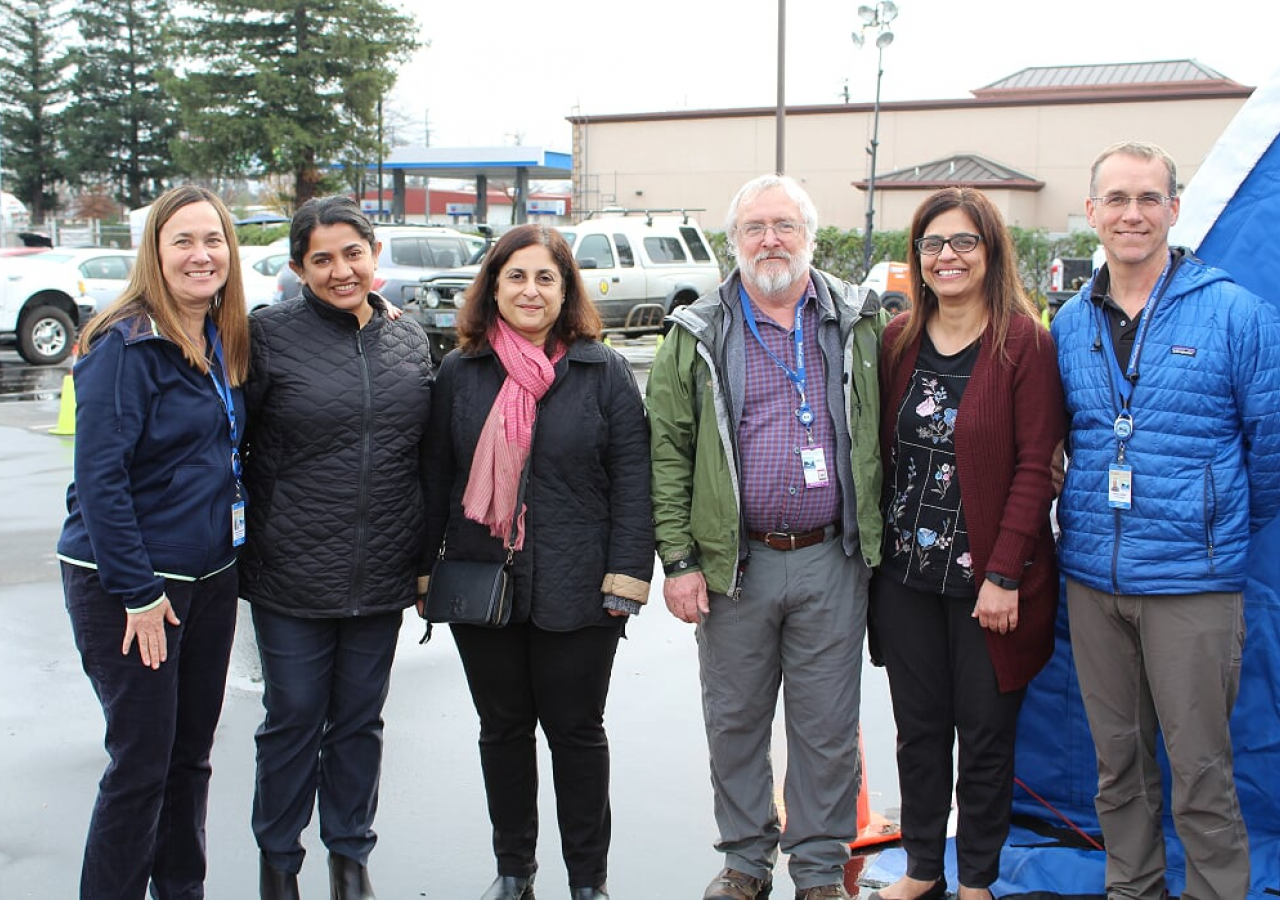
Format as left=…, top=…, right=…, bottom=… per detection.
left=18, top=305, right=75, bottom=365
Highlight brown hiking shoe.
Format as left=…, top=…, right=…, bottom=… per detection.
left=703, top=867, right=773, bottom=899
left=794, top=886, right=851, bottom=900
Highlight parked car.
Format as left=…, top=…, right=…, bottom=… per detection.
left=0, top=248, right=135, bottom=364
left=861, top=260, right=910, bottom=314
left=273, top=224, right=485, bottom=308
left=414, top=210, right=721, bottom=362
left=240, top=242, right=290, bottom=311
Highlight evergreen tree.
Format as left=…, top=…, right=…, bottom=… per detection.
left=64, top=0, right=179, bottom=209
left=0, top=0, right=71, bottom=221
left=168, top=0, right=419, bottom=205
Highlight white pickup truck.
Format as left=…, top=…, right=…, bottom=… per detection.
left=0, top=249, right=118, bottom=364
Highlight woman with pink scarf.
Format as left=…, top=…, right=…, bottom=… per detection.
left=422, top=224, right=652, bottom=900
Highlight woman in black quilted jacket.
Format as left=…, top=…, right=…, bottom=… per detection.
left=239, top=197, right=433, bottom=900
left=422, top=224, right=653, bottom=900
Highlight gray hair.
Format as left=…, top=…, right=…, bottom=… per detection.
left=1089, top=141, right=1178, bottom=197
left=724, top=174, right=819, bottom=260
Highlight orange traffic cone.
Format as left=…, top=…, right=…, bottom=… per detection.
left=849, top=730, right=901, bottom=850
left=49, top=343, right=77, bottom=437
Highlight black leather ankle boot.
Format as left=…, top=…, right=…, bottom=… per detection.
left=259, top=853, right=299, bottom=900
left=480, top=874, right=537, bottom=899
left=569, top=887, right=608, bottom=900
left=328, top=852, right=376, bottom=900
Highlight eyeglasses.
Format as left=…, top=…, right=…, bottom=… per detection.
left=914, top=233, right=981, bottom=256
left=1090, top=193, right=1174, bottom=210
left=738, top=220, right=802, bottom=239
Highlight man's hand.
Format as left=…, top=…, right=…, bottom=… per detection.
left=664, top=571, right=710, bottom=624
left=973, top=581, right=1018, bottom=634
left=123, top=598, right=181, bottom=670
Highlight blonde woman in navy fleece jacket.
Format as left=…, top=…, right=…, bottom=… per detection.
left=869, top=187, right=1065, bottom=900
left=56, top=185, right=250, bottom=900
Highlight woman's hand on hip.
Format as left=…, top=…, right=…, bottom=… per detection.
left=123, top=597, right=181, bottom=669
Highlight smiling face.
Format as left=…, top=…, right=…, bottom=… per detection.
left=919, top=208, right=987, bottom=308
left=495, top=243, right=564, bottom=345
left=159, top=201, right=230, bottom=312
left=1087, top=152, right=1179, bottom=273
left=290, top=223, right=379, bottom=324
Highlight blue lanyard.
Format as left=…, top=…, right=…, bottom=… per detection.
left=205, top=319, right=242, bottom=484
left=1097, top=257, right=1173, bottom=452
left=738, top=284, right=815, bottom=433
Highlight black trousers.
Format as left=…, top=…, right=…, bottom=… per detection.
left=250, top=605, right=403, bottom=874
left=63, top=561, right=238, bottom=900
left=870, top=577, right=1025, bottom=889
left=451, top=619, right=623, bottom=890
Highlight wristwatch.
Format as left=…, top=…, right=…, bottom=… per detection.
left=985, top=571, right=1020, bottom=590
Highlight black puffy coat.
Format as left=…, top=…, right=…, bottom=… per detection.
left=424, top=339, right=653, bottom=631
left=239, top=290, right=433, bottom=618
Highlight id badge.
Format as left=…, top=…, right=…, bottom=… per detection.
left=232, top=500, right=246, bottom=546
left=800, top=447, right=830, bottom=489
left=1107, top=463, right=1133, bottom=509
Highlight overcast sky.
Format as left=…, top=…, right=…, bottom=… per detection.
left=388, top=0, right=1280, bottom=151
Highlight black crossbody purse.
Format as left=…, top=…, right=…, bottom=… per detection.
left=420, top=452, right=532, bottom=642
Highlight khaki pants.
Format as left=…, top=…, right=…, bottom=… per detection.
left=1066, top=579, right=1249, bottom=900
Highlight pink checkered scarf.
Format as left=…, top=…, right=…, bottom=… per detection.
left=461, top=319, right=564, bottom=549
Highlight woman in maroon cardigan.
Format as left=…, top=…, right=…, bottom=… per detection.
left=868, top=187, right=1065, bottom=900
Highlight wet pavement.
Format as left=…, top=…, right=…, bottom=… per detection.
left=0, top=353, right=903, bottom=900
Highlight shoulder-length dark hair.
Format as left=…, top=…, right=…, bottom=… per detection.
left=888, top=186, right=1039, bottom=368
left=456, top=224, right=602, bottom=352
left=79, top=185, right=250, bottom=384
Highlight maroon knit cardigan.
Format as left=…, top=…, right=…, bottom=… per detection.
left=879, top=312, right=1066, bottom=692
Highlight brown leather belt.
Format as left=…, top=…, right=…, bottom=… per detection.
left=747, top=523, right=841, bottom=551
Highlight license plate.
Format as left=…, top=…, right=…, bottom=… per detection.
left=433, top=312, right=455, bottom=327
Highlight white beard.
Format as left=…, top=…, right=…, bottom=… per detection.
left=742, top=248, right=811, bottom=297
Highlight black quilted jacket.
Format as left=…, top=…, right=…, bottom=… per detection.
left=239, top=289, right=433, bottom=617
left=423, top=339, right=653, bottom=631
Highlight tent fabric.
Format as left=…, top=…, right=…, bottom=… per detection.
left=862, top=72, right=1280, bottom=896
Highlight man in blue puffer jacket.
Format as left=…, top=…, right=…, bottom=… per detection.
left=1053, top=140, right=1280, bottom=900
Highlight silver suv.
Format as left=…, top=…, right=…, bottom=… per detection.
left=273, top=224, right=485, bottom=307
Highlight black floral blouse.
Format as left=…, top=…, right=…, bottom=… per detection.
left=881, top=333, right=980, bottom=597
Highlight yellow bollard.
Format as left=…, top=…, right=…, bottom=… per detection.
left=49, top=372, right=76, bottom=436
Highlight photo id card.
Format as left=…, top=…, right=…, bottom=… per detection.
left=1108, top=463, right=1132, bottom=509
left=800, top=447, right=830, bottom=489
left=232, top=500, right=246, bottom=546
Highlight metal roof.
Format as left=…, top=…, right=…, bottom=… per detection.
left=856, top=153, right=1044, bottom=190
left=974, top=59, right=1239, bottom=96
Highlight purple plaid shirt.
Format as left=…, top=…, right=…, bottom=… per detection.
left=739, top=281, right=841, bottom=534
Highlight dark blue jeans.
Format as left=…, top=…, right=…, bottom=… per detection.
left=250, top=605, right=403, bottom=874
left=63, top=561, right=238, bottom=900
left=451, top=620, right=623, bottom=890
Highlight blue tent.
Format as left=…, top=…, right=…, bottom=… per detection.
left=864, top=70, right=1280, bottom=896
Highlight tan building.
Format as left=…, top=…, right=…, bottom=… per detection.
left=568, top=61, right=1251, bottom=235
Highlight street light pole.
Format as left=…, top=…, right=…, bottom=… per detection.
left=852, top=2, right=898, bottom=277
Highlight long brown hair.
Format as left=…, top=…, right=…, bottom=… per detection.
left=888, top=187, right=1039, bottom=368
left=79, top=185, right=250, bottom=384
left=456, top=224, right=602, bottom=352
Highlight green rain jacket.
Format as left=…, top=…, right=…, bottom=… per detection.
left=647, top=268, right=887, bottom=596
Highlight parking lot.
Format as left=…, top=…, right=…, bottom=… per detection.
left=0, top=348, right=902, bottom=899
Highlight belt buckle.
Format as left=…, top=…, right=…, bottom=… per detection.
left=765, top=531, right=796, bottom=550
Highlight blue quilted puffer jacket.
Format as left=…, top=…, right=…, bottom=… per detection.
left=1051, top=249, right=1280, bottom=595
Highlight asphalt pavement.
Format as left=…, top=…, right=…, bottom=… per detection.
left=0, top=349, right=901, bottom=899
